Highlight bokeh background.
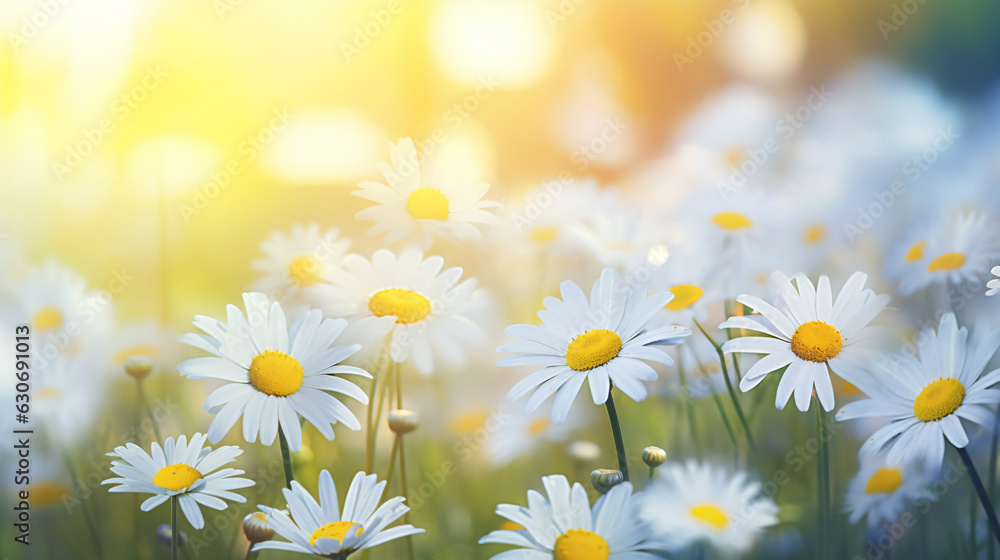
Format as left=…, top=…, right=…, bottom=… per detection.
left=3, top=0, right=1000, bottom=559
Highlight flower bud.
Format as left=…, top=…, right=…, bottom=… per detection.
left=641, top=446, right=667, bottom=468
left=590, top=469, right=624, bottom=495
left=568, top=440, right=600, bottom=462
left=388, top=409, right=418, bottom=434
left=243, top=512, right=275, bottom=544
left=124, top=355, right=154, bottom=381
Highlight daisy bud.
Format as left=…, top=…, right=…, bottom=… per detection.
left=243, top=512, right=275, bottom=544
left=156, top=524, right=187, bottom=547
left=568, top=440, right=600, bottom=463
left=388, top=409, right=419, bottom=434
left=590, top=469, right=623, bottom=495
left=124, top=355, right=154, bottom=380
left=641, top=446, right=666, bottom=468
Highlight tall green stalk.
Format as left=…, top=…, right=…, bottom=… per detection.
left=815, top=403, right=831, bottom=560
left=278, top=429, right=294, bottom=488
left=693, top=319, right=757, bottom=454
left=958, top=447, right=1000, bottom=549
left=171, top=496, right=178, bottom=560
left=605, top=389, right=630, bottom=482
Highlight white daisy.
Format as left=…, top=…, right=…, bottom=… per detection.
left=637, top=460, right=779, bottom=555
left=353, top=137, right=502, bottom=247
left=252, top=470, right=423, bottom=557
left=478, top=474, right=666, bottom=559
left=648, top=248, right=725, bottom=329
left=177, top=293, right=370, bottom=451
left=844, top=455, right=934, bottom=528
left=564, top=185, right=659, bottom=269
left=986, top=265, right=1000, bottom=296
left=500, top=268, right=690, bottom=424
left=720, top=271, right=890, bottom=412
left=836, top=312, right=1000, bottom=470
left=318, top=248, right=489, bottom=375
left=102, top=433, right=254, bottom=530
left=32, top=356, right=107, bottom=449
left=15, top=259, right=112, bottom=344
left=251, top=223, right=350, bottom=304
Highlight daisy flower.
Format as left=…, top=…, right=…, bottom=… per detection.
left=637, top=460, right=779, bottom=555
left=987, top=265, right=1000, bottom=296
left=32, top=356, right=107, bottom=448
left=318, top=248, right=488, bottom=375
left=844, top=455, right=934, bottom=528
left=500, top=268, right=689, bottom=424
left=251, top=223, right=350, bottom=304
left=478, top=474, right=666, bottom=559
left=177, top=293, right=370, bottom=451
left=353, top=137, right=502, bottom=247
left=252, top=470, right=423, bottom=557
left=15, top=259, right=112, bottom=340
left=102, top=433, right=254, bottom=530
left=836, top=312, right=1000, bottom=470
left=720, top=271, right=890, bottom=412
left=564, top=185, right=658, bottom=269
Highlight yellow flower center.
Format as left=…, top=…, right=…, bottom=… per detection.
left=666, top=284, right=704, bottom=311
left=448, top=410, right=490, bottom=434
left=724, top=147, right=744, bottom=167
left=113, top=344, right=162, bottom=364
left=309, top=521, right=363, bottom=546
left=790, top=321, right=843, bottom=363
left=288, top=256, right=322, bottom=286
left=368, top=288, right=432, bottom=324
left=553, top=529, right=610, bottom=560
left=712, top=212, right=753, bottom=231
left=527, top=418, right=548, bottom=435
left=249, top=350, right=304, bottom=397
left=689, top=503, right=729, bottom=529
left=31, top=481, right=71, bottom=508
left=152, top=463, right=202, bottom=492
left=913, top=377, right=965, bottom=422
left=865, top=468, right=903, bottom=495
left=927, top=252, right=966, bottom=272
left=252, top=512, right=267, bottom=522
left=604, top=241, right=636, bottom=252
left=34, top=387, right=63, bottom=401
left=566, top=329, right=623, bottom=372
left=904, top=241, right=926, bottom=263
left=32, top=307, right=64, bottom=330
left=529, top=227, right=559, bottom=243
left=406, top=188, right=449, bottom=220
left=803, top=224, right=826, bottom=246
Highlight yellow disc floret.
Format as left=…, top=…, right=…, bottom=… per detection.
left=904, top=241, right=926, bottom=263
left=32, top=307, right=64, bottom=330
left=803, top=224, right=826, bottom=246
left=553, top=529, right=610, bottom=560
left=368, top=288, right=432, bottom=324
left=865, top=468, right=903, bottom=495
left=288, top=256, right=321, bottom=286
left=406, top=188, right=449, bottom=220
left=689, top=503, right=729, bottom=529
left=309, top=521, right=363, bottom=546
left=790, top=321, right=843, bottom=363
left=566, top=329, right=623, bottom=372
left=666, top=284, right=704, bottom=311
left=153, top=463, right=202, bottom=492
left=712, top=212, right=753, bottom=231
left=927, top=252, right=966, bottom=272
left=249, top=350, right=304, bottom=397
left=913, top=377, right=965, bottom=422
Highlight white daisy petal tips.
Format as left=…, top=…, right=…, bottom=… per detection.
left=478, top=474, right=667, bottom=558
left=252, top=470, right=423, bottom=557
left=499, top=267, right=690, bottom=424
left=102, top=433, right=254, bottom=530
left=353, top=137, right=502, bottom=247
left=720, top=271, right=889, bottom=412
left=836, top=312, right=1000, bottom=470
left=177, top=293, right=370, bottom=451
left=987, top=265, right=1000, bottom=296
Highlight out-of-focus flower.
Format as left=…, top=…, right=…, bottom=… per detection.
left=721, top=271, right=889, bottom=412
left=837, top=313, right=1000, bottom=470
left=33, top=356, right=107, bottom=449
left=15, top=260, right=112, bottom=345
left=353, top=138, right=502, bottom=248
left=500, top=268, right=689, bottom=423
left=479, top=474, right=665, bottom=558
left=388, top=409, right=419, bottom=434
left=253, top=470, right=422, bottom=556
left=844, top=455, right=935, bottom=528
left=638, top=460, right=779, bottom=555
left=987, top=265, right=1000, bottom=296
left=102, top=433, right=254, bottom=530
left=177, top=293, right=370, bottom=451
left=319, top=248, right=488, bottom=375
left=251, top=224, right=350, bottom=305
left=568, top=440, right=601, bottom=463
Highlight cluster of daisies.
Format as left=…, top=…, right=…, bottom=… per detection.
left=5, top=59, right=1000, bottom=559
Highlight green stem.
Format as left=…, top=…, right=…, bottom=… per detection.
left=816, top=403, right=831, bottom=560
left=989, top=408, right=1000, bottom=560
left=958, top=446, right=1000, bottom=549
left=648, top=466, right=655, bottom=482
left=278, top=429, right=294, bottom=488
left=171, top=496, right=178, bottom=560
left=710, top=391, right=739, bottom=451
left=675, top=357, right=702, bottom=457
left=604, top=389, right=630, bottom=482
left=694, top=319, right=757, bottom=454
left=64, top=454, right=105, bottom=558
left=137, top=379, right=162, bottom=443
